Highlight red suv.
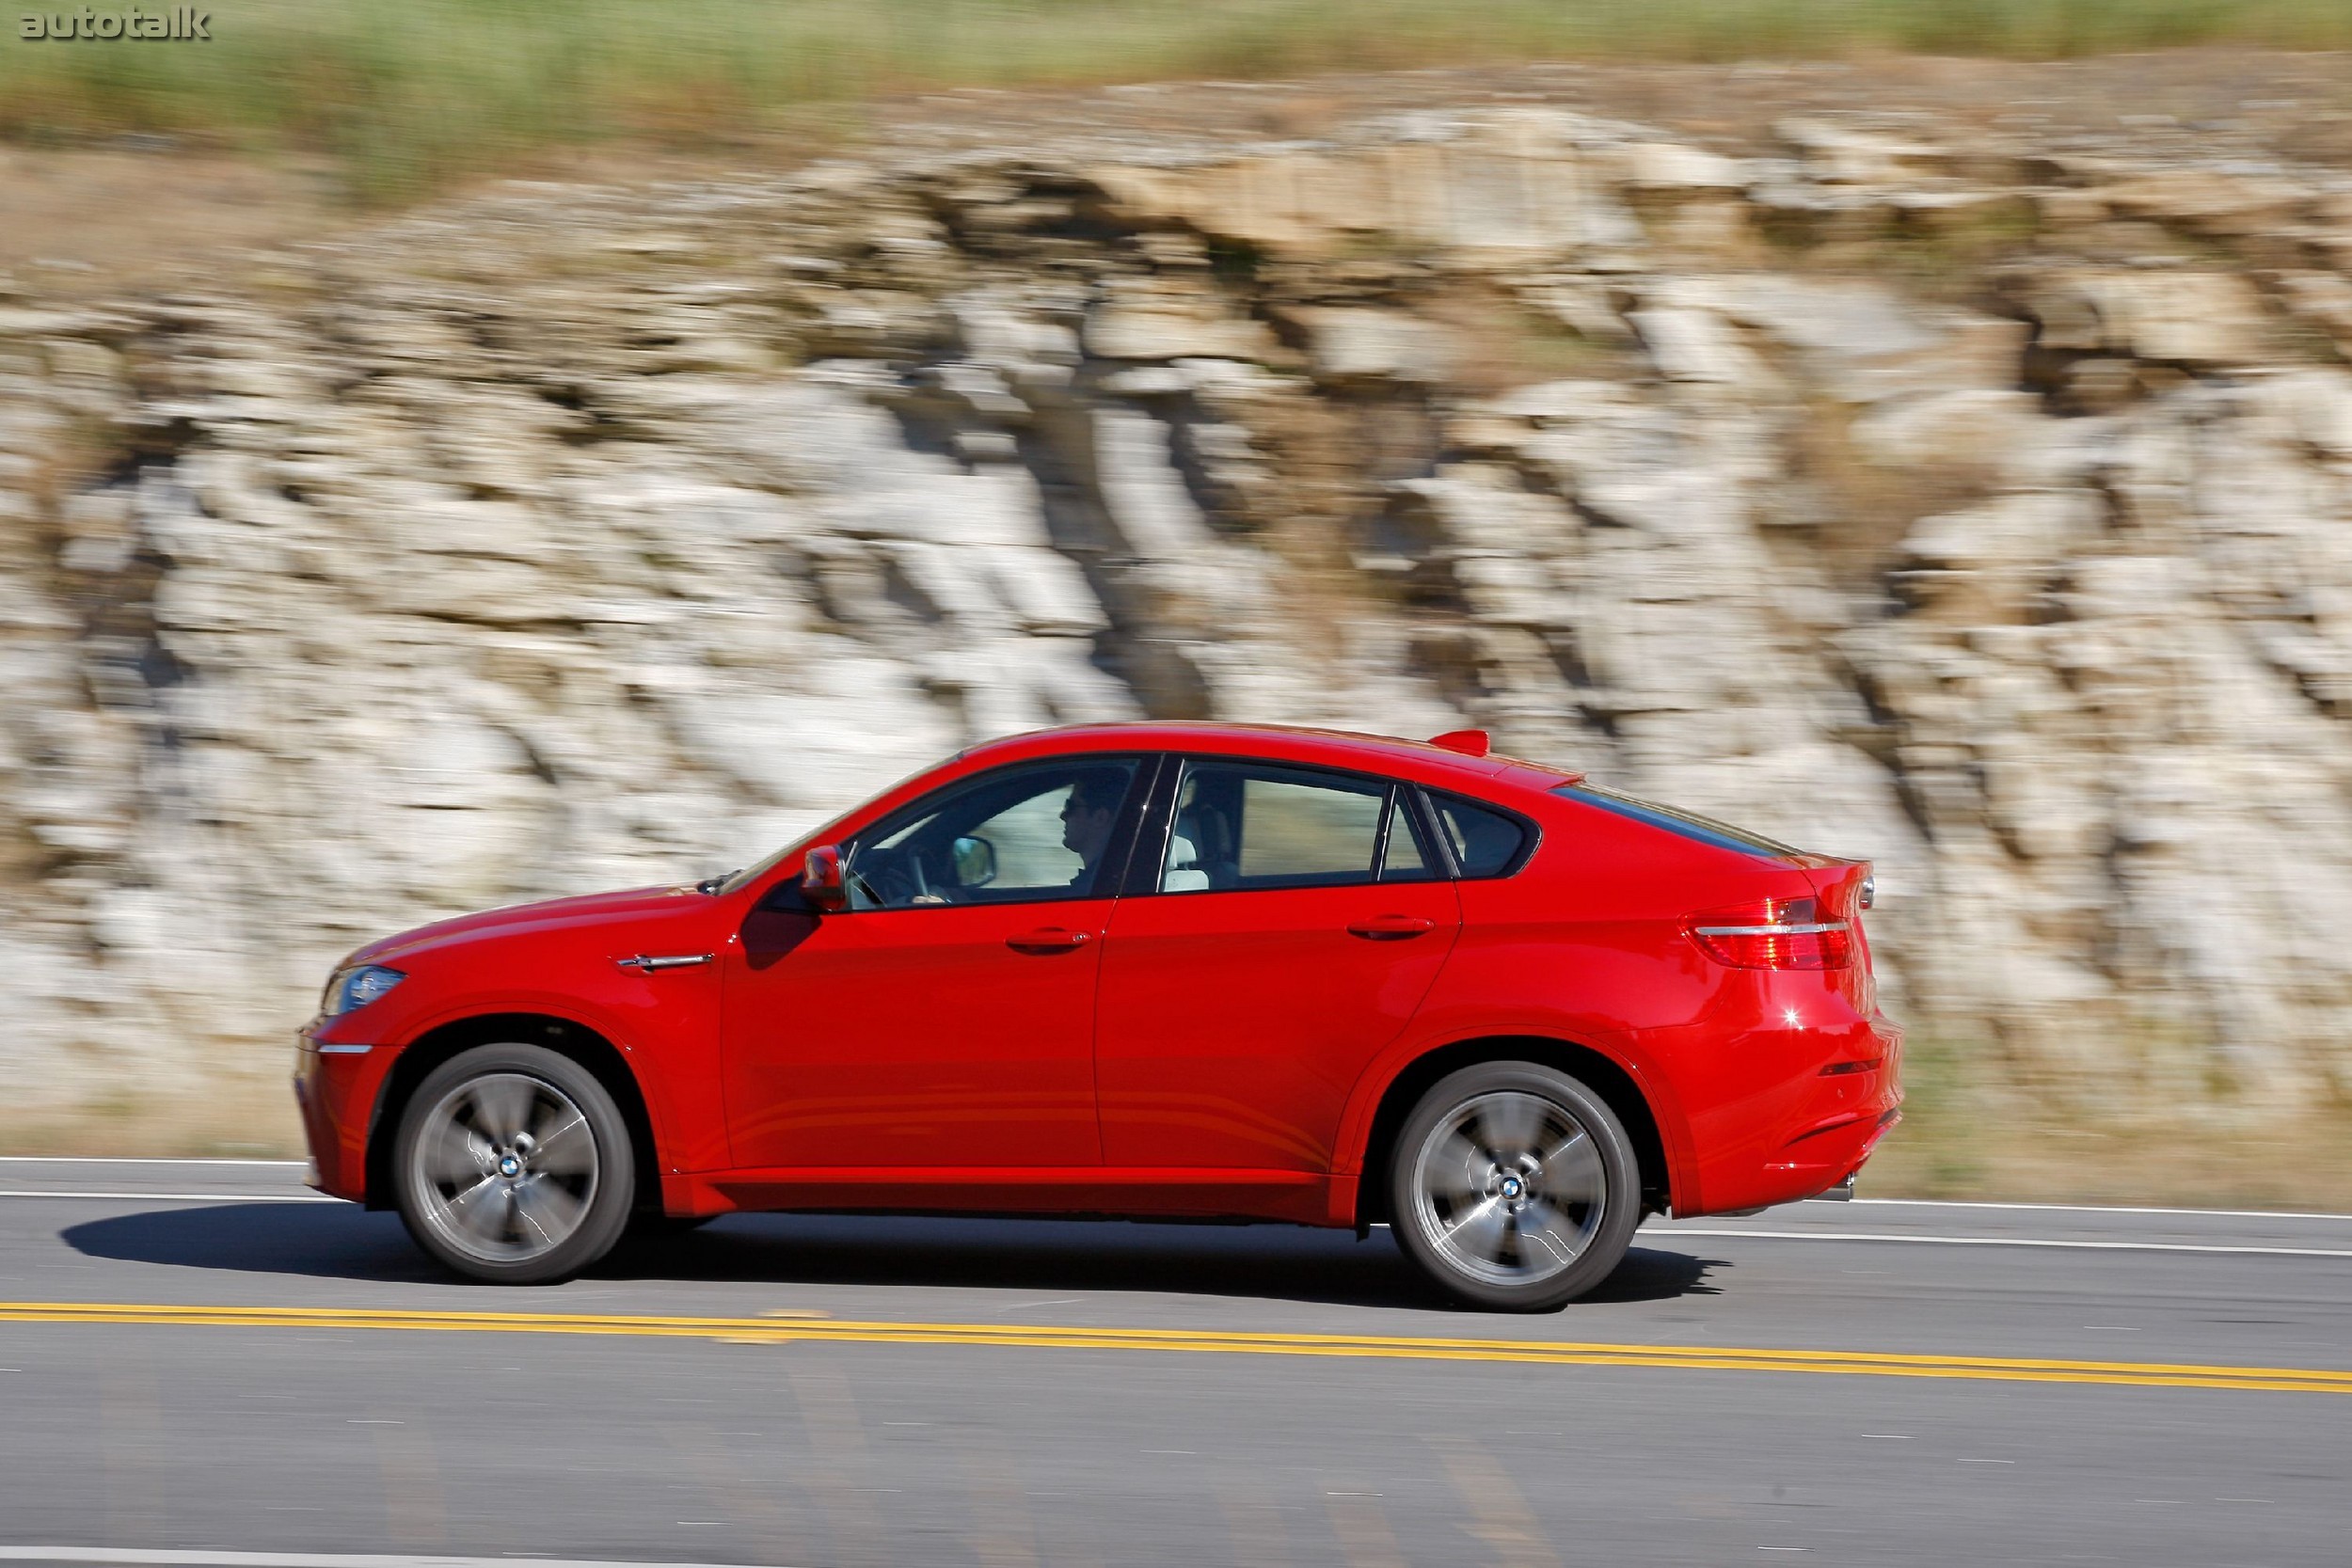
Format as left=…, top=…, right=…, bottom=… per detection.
left=296, top=723, right=1900, bottom=1309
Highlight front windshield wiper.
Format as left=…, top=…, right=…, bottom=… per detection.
left=694, top=870, right=740, bottom=895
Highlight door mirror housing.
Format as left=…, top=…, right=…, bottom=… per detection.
left=951, top=834, right=997, bottom=888
left=802, top=844, right=849, bottom=911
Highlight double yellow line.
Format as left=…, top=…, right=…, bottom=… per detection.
left=2, top=1301, right=2346, bottom=1394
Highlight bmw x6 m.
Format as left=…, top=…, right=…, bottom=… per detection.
left=296, top=723, right=1900, bottom=1310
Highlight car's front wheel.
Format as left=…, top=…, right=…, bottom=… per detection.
left=1389, top=1061, right=1641, bottom=1310
left=392, top=1043, right=635, bottom=1285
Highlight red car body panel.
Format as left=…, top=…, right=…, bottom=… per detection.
left=1094, top=878, right=1462, bottom=1172
left=297, top=722, right=1902, bottom=1227
left=723, top=896, right=1108, bottom=1168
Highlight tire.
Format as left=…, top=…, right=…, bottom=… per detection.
left=392, top=1043, right=636, bottom=1285
left=1388, top=1061, right=1641, bottom=1311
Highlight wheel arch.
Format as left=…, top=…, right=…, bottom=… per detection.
left=1351, top=1035, right=1675, bottom=1227
left=365, top=1012, right=661, bottom=1215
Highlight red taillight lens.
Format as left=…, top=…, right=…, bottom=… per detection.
left=1686, top=896, right=1853, bottom=970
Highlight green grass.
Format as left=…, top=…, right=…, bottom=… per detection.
left=5, top=0, right=2350, bottom=201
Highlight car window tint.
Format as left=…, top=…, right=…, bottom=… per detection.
left=1378, top=797, right=1438, bottom=882
left=1430, top=792, right=1530, bottom=879
left=1161, top=761, right=1386, bottom=893
left=1556, top=782, right=1803, bottom=861
left=848, top=758, right=1139, bottom=909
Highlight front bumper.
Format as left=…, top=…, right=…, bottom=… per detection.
left=293, top=1029, right=398, bottom=1203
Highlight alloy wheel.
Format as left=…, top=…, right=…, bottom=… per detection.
left=1408, top=1089, right=1606, bottom=1289
left=407, top=1071, right=600, bottom=1265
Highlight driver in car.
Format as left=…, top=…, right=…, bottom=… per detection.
left=1057, top=768, right=1129, bottom=890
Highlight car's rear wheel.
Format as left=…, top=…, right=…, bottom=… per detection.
left=1389, top=1061, right=1640, bottom=1310
left=393, top=1043, right=634, bottom=1285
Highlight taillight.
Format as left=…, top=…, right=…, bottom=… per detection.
left=1686, top=896, right=1853, bottom=970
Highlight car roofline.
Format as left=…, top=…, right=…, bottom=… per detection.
left=953, top=721, right=1584, bottom=795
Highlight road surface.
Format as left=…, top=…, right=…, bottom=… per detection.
left=0, top=1157, right=2345, bottom=1566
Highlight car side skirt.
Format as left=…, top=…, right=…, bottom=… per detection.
left=683, top=1167, right=1338, bottom=1227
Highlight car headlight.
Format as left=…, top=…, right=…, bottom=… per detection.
left=322, top=964, right=405, bottom=1017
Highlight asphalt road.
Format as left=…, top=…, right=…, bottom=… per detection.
left=0, top=1158, right=2346, bottom=1568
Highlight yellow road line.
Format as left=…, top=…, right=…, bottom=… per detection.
left=1, top=1302, right=2346, bottom=1395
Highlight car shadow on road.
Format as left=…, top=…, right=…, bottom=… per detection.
left=61, top=1204, right=1725, bottom=1312
left=61, top=1204, right=449, bottom=1285
left=608, top=1214, right=1726, bottom=1309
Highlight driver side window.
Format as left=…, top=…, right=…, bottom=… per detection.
left=842, top=758, right=1142, bottom=910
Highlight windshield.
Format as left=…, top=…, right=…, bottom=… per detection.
left=712, top=756, right=960, bottom=896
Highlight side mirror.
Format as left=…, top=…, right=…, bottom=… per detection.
left=802, top=844, right=849, bottom=911
left=951, top=834, right=997, bottom=888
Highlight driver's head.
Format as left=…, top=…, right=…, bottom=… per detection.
left=1058, top=768, right=1126, bottom=866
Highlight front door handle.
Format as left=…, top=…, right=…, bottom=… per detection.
left=1346, top=915, right=1435, bottom=940
left=616, top=953, right=713, bottom=971
left=1007, top=927, right=1091, bottom=954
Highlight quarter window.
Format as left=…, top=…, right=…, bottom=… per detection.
left=1429, top=792, right=1531, bottom=879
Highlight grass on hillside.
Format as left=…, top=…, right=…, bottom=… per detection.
left=4, top=0, right=2352, bottom=201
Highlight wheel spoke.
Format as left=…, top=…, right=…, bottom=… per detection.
left=422, top=1120, right=496, bottom=1186
left=1475, top=1094, right=1543, bottom=1158
left=1534, top=1125, right=1587, bottom=1172
left=441, top=1175, right=506, bottom=1243
left=511, top=1175, right=585, bottom=1247
left=465, top=1076, right=535, bottom=1144
left=1439, top=1196, right=1509, bottom=1262
left=1515, top=1196, right=1591, bottom=1269
left=1537, top=1132, right=1603, bottom=1206
left=530, top=1111, right=596, bottom=1176
left=1424, top=1132, right=1487, bottom=1205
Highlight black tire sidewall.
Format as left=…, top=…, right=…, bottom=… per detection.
left=392, top=1042, right=636, bottom=1285
left=1388, top=1060, right=1642, bottom=1311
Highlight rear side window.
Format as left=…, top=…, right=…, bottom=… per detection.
left=1559, top=782, right=1802, bottom=860
left=1428, top=792, right=1532, bottom=879
left=1379, top=801, right=1439, bottom=882
left=1159, top=760, right=1427, bottom=893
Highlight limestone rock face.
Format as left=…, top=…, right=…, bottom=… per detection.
left=7, top=95, right=2352, bottom=1135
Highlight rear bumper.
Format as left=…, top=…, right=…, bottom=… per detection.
left=1682, top=1008, right=1905, bottom=1215
left=1761, top=1102, right=1901, bottom=1196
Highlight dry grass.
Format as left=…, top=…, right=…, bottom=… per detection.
left=6, top=1, right=2352, bottom=202
left=0, top=1079, right=305, bottom=1161
left=1868, top=1111, right=2352, bottom=1210
left=1864, top=1032, right=2352, bottom=1210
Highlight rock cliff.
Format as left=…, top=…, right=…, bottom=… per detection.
left=7, top=78, right=2352, bottom=1147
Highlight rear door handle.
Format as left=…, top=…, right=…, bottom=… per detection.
left=1347, top=915, right=1435, bottom=940
left=1007, top=927, right=1091, bottom=954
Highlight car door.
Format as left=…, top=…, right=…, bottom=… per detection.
left=1093, top=757, right=1461, bottom=1173
left=722, top=755, right=1150, bottom=1171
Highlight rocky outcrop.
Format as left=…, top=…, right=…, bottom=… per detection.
left=6, top=91, right=2352, bottom=1140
